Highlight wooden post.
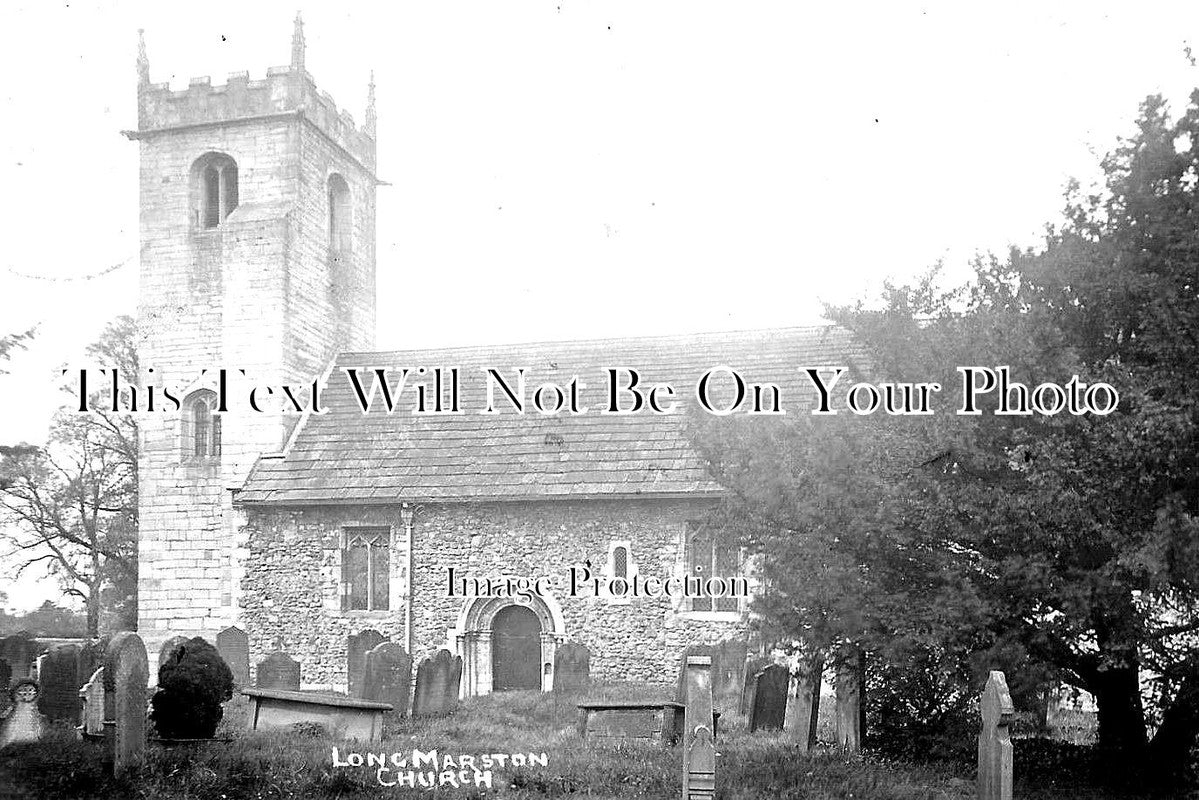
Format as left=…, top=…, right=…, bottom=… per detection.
left=978, top=670, right=1014, bottom=800
left=682, top=655, right=716, bottom=800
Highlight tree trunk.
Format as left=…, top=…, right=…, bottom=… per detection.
left=1148, top=668, right=1199, bottom=785
left=86, top=583, right=100, bottom=637
left=1091, top=663, right=1148, bottom=755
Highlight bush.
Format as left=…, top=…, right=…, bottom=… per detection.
left=864, top=648, right=977, bottom=765
left=150, top=636, right=234, bottom=739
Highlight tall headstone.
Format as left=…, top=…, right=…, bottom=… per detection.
left=681, top=655, right=716, bottom=800
left=412, top=649, right=461, bottom=716
left=257, top=651, right=301, bottom=690
left=676, top=644, right=712, bottom=703
left=347, top=630, right=388, bottom=697
left=157, top=636, right=189, bottom=672
left=0, top=659, right=11, bottom=697
left=711, top=640, right=747, bottom=712
left=552, top=642, right=591, bottom=695
left=79, top=667, right=105, bottom=738
left=748, top=664, right=788, bottom=732
left=978, top=670, right=1014, bottom=800
left=835, top=652, right=862, bottom=751
left=0, top=632, right=36, bottom=680
left=77, top=640, right=104, bottom=685
left=216, top=626, right=250, bottom=687
left=102, top=631, right=148, bottom=778
left=739, top=655, right=769, bottom=714
left=783, top=657, right=823, bottom=752
left=37, top=644, right=82, bottom=724
left=362, top=643, right=412, bottom=716
left=448, top=651, right=463, bottom=705
left=0, top=680, right=45, bottom=747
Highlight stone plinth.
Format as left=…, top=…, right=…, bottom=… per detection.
left=576, top=700, right=720, bottom=747
left=242, top=688, right=391, bottom=741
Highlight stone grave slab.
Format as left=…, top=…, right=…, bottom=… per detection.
left=362, top=642, right=412, bottom=716
left=216, top=626, right=250, bottom=687
left=552, top=642, right=590, bottom=695
left=257, top=651, right=301, bottom=690
left=748, top=663, right=788, bottom=732
left=347, top=629, right=387, bottom=697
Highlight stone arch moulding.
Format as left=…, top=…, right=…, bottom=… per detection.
left=451, top=593, right=567, bottom=698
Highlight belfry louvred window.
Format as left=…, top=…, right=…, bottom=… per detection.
left=194, top=153, right=239, bottom=229
left=342, top=528, right=390, bottom=611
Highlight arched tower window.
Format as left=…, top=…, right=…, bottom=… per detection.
left=183, top=390, right=221, bottom=460
left=328, top=173, right=352, bottom=254
left=192, top=153, right=239, bottom=229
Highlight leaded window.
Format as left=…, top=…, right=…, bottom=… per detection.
left=342, top=528, right=390, bottom=611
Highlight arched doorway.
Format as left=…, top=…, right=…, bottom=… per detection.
left=491, top=605, right=541, bottom=691
left=454, top=593, right=567, bottom=696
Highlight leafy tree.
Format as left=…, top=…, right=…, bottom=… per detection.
left=0, top=317, right=138, bottom=636
left=0, top=328, right=35, bottom=376
left=691, top=93, right=1199, bottom=779
left=0, top=600, right=88, bottom=637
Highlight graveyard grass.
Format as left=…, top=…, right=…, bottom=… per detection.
left=0, top=685, right=1166, bottom=800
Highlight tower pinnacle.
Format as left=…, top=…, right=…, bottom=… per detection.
left=365, top=71, right=377, bottom=136
left=137, top=29, right=150, bottom=86
left=291, top=12, right=306, bottom=72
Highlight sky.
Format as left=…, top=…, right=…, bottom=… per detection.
left=2, top=1, right=1199, bottom=610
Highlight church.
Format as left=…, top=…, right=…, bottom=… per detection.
left=131, top=19, right=858, bottom=693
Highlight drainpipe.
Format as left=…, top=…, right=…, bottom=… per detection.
left=400, top=503, right=415, bottom=654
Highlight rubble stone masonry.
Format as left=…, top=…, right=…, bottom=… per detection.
left=238, top=499, right=750, bottom=691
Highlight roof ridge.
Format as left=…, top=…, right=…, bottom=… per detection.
left=338, top=323, right=847, bottom=360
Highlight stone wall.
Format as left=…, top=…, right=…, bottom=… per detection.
left=238, top=498, right=750, bottom=691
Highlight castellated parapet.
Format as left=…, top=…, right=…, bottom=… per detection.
left=136, top=66, right=376, bottom=175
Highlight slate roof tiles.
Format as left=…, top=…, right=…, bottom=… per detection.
left=235, top=325, right=862, bottom=505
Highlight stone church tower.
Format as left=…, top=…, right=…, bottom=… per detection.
left=131, top=17, right=378, bottom=669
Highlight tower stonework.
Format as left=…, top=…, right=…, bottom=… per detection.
left=132, top=22, right=377, bottom=671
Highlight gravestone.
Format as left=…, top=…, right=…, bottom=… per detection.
left=676, top=645, right=709, bottom=703
left=681, top=655, right=716, bottom=800
left=747, top=663, right=788, bottom=732
left=158, top=636, right=189, bottom=671
left=77, top=640, right=104, bottom=685
left=412, top=649, right=461, bottom=716
left=217, top=626, right=250, bottom=687
left=783, top=657, right=823, bottom=752
left=978, top=670, right=1014, bottom=800
left=347, top=630, right=388, bottom=697
left=710, top=640, right=747, bottom=712
left=79, top=667, right=105, bottom=738
left=257, top=651, right=302, bottom=690
left=0, top=659, right=11, bottom=697
left=362, top=642, right=412, bottom=716
left=835, top=655, right=862, bottom=751
left=739, top=655, right=769, bottom=714
left=37, top=643, right=81, bottom=724
left=102, top=631, right=148, bottom=777
left=553, top=642, right=591, bottom=695
left=0, top=632, right=36, bottom=680
left=0, top=680, right=45, bottom=747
